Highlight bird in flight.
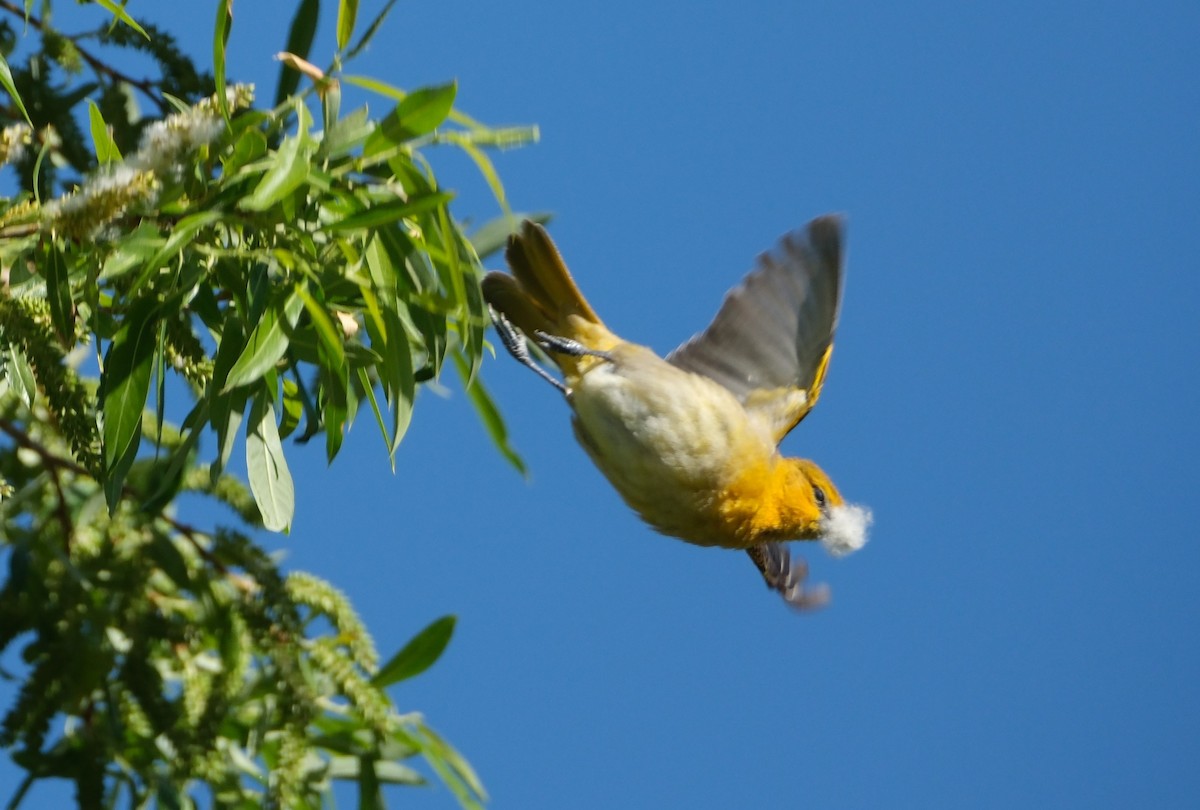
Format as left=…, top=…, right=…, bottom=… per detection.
left=482, top=216, right=870, bottom=609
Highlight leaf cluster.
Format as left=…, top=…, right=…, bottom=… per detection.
left=0, top=1, right=539, bottom=806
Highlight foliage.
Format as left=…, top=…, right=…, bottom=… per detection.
left=0, top=1, right=536, bottom=806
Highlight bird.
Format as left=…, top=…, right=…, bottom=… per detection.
left=481, top=216, right=870, bottom=609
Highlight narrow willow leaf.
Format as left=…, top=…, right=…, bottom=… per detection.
left=369, top=82, right=457, bottom=150
left=246, top=389, right=295, bottom=532
left=416, top=725, right=487, bottom=809
left=94, top=0, right=150, bottom=39
left=240, top=131, right=312, bottom=212
left=102, top=297, right=159, bottom=507
left=223, top=288, right=303, bottom=391
left=154, top=320, right=167, bottom=451
left=133, top=211, right=222, bottom=295
left=453, top=352, right=525, bottom=475
left=222, top=127, right=268, bottom=175
left=371, top=616, right=455, bottom=688
left=141, top=397, right=208, bottom=513
left=87, top=100, right=122, bottom=163
left=278, top=375, right=302, bottom=440
left=321, top=105, right=373, bottom=159
left=346, top=0, right=399, bottom=62
left=372, top=762, right=423, bottom=785
left=296, top=284, right=345, bottom=369
left=336, top=0, right=359, bottom=52
left=356, top=367, right=389, bottom=456
left=0, top=53, right=31, bottom=125
left=319, top=338, right=349, bottom=462
left=43, top=241, right=74, bottom=345
left=342, top=73, right=484, bottom=129
left=324, top=192, right=454, bottom=232
left=462, top=258, right=487, bottom=384
left=209, top=318, right=248, bottom=479
left=6, top=347, right=36, bottom=407
left=214, top=0, right=233, bottom=119
left=275, top=0, right=320, bottom=106
left=410, top=304, right=447, bottom=379
left=100, top=222, right=165, bottom=281
left=323, top=87, right=342, bottom=147
left=445, top=134, right=507, bottom=214
left=382, top=304, right=414, bottom=460
left=437, top=210, right=485, bottom=382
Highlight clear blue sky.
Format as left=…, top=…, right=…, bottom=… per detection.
left=3, top=1, right=1198, bottom=808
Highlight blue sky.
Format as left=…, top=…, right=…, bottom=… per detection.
left=3, top=1, right=1198, bottom=807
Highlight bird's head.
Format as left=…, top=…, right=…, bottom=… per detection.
left=784, top=459, right=872, bottom=556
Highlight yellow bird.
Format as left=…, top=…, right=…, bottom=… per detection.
left=482, top=216, right=870, bottom=608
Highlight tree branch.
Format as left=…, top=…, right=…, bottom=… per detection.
left=0, top=0, right=169, bottom=114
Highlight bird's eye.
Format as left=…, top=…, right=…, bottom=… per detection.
left=813, top=485, right=827, bottom=508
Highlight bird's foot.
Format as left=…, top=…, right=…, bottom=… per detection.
left=489, top=307, right=568, bottom=394
left=747, top=543, right=830, bottom=610
left=533, top=331, right=612, bottom=361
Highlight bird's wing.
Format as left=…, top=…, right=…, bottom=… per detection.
left=666, top=215, right=844, bottom=444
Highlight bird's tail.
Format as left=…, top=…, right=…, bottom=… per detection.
left=482, top=221, right=618, bottom=377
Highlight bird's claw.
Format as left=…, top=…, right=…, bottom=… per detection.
left=748, top=543, right=830, bottom=610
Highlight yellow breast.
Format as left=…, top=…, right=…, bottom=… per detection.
left=567, top=343, right=817, bottom=548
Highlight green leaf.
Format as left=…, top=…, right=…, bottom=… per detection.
left=43, top=241, right=74, bottom=345
left=222, top=127, right=268, bottom=175
left=141, top=397, right=208, bottom=513
left=87, top=100, right=122, bottom=164
left=240, top=129, right=312, bottom=212
left=278, top=375, right=303, bottom=440
left=100, top=222, right=164, bottom=281
left=346, top=0, right=400, bottom=62
left=319, top=337, right=349, bottom=462
left=94, top=0, right=150, bottom=39
left=367, top=82, right=457, bottom=152
left=246, top=388, right=295, bottom=532
left=342, top=73, right=484, bottom=130
left=381, top=302, right=414, bottom=461
left=454, top=351, right=526, bottom=475
left=444, top=134, right=507, bottom=214
left=321, top=105, right=373, bottom=159
left=0, top=53, right=31, bottom=126
left=214, top=0, right=233, bottom=119
left=102, top=297, right=159, bottom=508
left=323, top=191, right=453, bottom=232
left=223, top=288, right=304, bottom=391
left=336, top=0, right=359, bottom=52
left=372, top=761, right=424, bottom=785
left=415, top=724, right=488, bottom=808
left=276, top=0, right=320, bottom=106
left=356, top=366, right=389, bottom=457
left=133, top=211, right=222, bottom=295
left=5, top=346, right=37, bottom=407
left=296, top=284, right=345, bottom=370
left=210, top=318, right=249, bottom=479
left=372, top=616, right=456, bottom=688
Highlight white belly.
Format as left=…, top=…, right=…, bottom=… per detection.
left=567, top=345, right=774, bottom=542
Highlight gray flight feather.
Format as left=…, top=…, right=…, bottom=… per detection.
left=666, top=215, right=845, bottom=439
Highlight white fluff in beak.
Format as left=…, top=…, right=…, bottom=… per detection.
left=820, top=503, right=872, bottom=557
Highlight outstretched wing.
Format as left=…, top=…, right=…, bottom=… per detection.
left=666, top=215, right=844, bottom=443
